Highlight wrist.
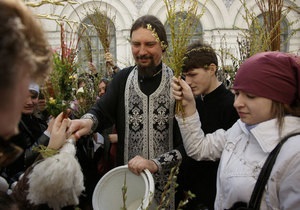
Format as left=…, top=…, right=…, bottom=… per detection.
left=151, top=159, right=161, bottom=173
left=81, top=113, right=98, bottom=135
left=182, top=101, right=196, bottom=117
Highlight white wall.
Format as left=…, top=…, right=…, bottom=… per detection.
left=32, top=0, right=300, bottom=69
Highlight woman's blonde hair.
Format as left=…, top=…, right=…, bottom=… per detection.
left=272, top=100, right=300, bottom=135
left=0, top=0, right=52, bottom=88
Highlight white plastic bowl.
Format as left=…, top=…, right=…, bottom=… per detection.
left=92, top=165, right=155, bottom=210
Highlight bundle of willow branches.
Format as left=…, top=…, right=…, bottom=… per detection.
left=86, top=3, right=116, bottom=76
left=163, top=0, right=205, bottom=115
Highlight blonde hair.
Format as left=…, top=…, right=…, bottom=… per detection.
left=272, top=100, right=300, bottom=136
left=0, top=0, right=52, bottom=88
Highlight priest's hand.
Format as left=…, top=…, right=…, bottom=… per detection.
left=68, top=118, right=93, bottom=139
left=128, top=155, right=158, bottom=175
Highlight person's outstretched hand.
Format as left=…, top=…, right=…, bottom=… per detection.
left=171, top=76, right=196, bottom=117
left=47, top=112, right=72, bottom=150
left=128, top=155, right=158, bottom=175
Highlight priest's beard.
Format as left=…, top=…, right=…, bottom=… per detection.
left=137, top=55, right=158, bottom=78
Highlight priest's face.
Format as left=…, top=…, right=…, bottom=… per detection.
left=131, top=27, right=163, bottom=75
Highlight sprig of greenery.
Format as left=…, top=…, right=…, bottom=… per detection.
left=32, top=145, right=59, bottom=159
left=121, top=173, right=128, bottom=210
left=119, top=162, right=194, bottom=210
left=238, top=0, right=297, bottom=54
left=85, top=2, right=116, bottom=77
left=156, top=164, right=179, bottom=209
left=146, top=24, right=168, bottom=51
left=43, top=23, right=79, bottom=117
left=43, top=53, right=77, bottom=117
left=163, top=0, right=200, bottom=76
left=25, top=0, right=78, bottom=7
left=86, top=5, right=115, bottom=54
left=156, top=162, right=195, bottom=210
left=217, top=0, right=299, bottom=88
left=162, top=0, right=204, bottom=116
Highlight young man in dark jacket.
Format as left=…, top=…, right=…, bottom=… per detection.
left=175, top=41, right=239, bottom=210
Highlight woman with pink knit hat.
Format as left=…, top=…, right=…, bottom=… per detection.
left=172, top=51, right=300, bottom=210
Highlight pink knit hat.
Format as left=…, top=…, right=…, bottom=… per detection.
left=233, top=51, right=300, bottom=105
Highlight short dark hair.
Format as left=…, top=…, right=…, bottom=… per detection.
left=182, top=41, right=218, bottom=73
left=130, top=15, right=168, bottom=51
left=100, top=78, right=110, bottom=85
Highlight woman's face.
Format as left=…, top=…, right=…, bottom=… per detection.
left=22, top=90, right=39, bottom=115
left=233, top=90, right=275, bottom=125
left=0, top=66, right=31, bottom=139
left=98, top=81, right=107, bottom=97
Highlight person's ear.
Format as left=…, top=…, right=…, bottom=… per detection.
left=209, top=63, right=217, bottom=74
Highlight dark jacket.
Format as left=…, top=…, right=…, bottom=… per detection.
left=1, top=114, right=49, bottom=185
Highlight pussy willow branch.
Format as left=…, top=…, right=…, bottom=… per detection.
left=25, top=0, right=77, bottom=7
left=163, top=0, right=200, bottom=116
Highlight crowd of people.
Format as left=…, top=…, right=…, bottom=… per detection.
left=1, top=0, right=300, bottom=210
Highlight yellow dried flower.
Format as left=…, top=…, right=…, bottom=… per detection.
left=146, top=24, right=167, bottom=51
left=49, top=97, right=56, bottom=104
left=69, top=75, right=76, bottom=79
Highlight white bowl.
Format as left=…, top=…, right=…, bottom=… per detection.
left=92, top=165, right=155, bottom=210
